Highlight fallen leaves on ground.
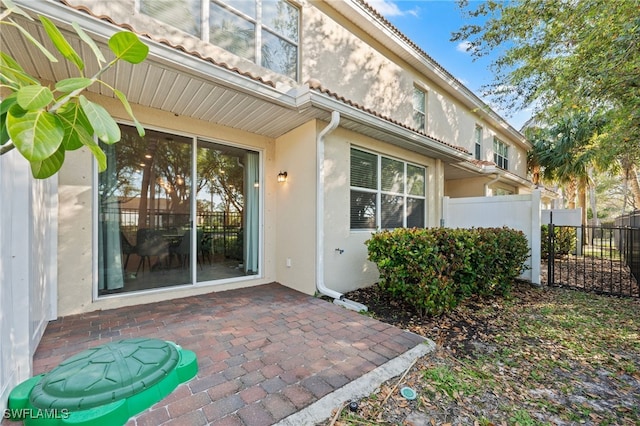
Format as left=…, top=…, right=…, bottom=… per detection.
left=323, top=283, right=640, bottom=426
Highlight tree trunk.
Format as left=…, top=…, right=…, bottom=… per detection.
left=565, top=179, right=577, bottom=209
left=587, top=168, right=599, bottom=225
left=629, top=163, right=640, bottom=210
left=578, top=176, right=587, bottom=227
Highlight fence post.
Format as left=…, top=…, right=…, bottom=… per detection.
left=547, top=211, right=554, bottom=286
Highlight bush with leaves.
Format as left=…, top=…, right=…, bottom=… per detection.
left=0, top=0, right=148, bottom=178
left=366, top=227, right=530, bottom=316
left=541, top=225, right=577, bottom=259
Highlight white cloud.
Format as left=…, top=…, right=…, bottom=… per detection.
left=367, top=0, right=420, bottom=18
left=456, top=41, right=474, bottom=54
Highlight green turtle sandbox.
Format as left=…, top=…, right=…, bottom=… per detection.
left=7, top=338, right=198, bottom=425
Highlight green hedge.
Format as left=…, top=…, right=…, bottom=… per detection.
left=366, top=227, right=530, bottom=317
left=541, top=225, right=576, bottom=259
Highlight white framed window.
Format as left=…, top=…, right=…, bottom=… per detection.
left=140, top=0, right=300, bottom=79
left=474, top=125, right=483, bottom=160
left=350, top=147, right=426, bottom=230
left=413, top=86, right=427, bottom=132
left=493, top=137, right=509, bottom=170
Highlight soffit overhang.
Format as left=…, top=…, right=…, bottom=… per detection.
left=6, top=0, right=487, bottom=176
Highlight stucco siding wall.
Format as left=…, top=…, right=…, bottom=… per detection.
left=445, top=177, right=487, bottom=199
left=57, top=94, right=278, bottom=316
left=274, top=120, right=318, bottom=295
left=322, top=127, right=441, bottom=293
left=303, top=3, right=529, bottom=181
left=302, top=4, right=413, bottom=125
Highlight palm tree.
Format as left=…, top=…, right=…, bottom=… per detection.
left=526, top=112, right=606, bottom=226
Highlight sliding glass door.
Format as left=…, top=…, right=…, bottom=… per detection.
left=97, top=124, right=259, bottom=296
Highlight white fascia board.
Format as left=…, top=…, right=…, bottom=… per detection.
left=308, top=90, right=472, bottom=163
left=14, top=0, right=298, bottom=109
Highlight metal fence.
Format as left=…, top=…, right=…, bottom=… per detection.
left=112, top=208, right=243, bottom=260
left=615, top=210, right=640, bottom=283
left=544, top=222, right=639, bottom=298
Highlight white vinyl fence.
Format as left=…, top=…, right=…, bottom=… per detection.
left=442, top=190, right=541, bottom=284
left=0, top=151, right=57, bottom=415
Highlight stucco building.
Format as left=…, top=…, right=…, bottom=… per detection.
left=0, top=0, right=534, bottom=408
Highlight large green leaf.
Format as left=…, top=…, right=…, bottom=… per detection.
left=7, top=104, right=64, bottom=161
left=0, top=95, right=17, bottom=145
left=113, top=88, right=145, bottom=136
left=108, top=32, right=148, bottom=64
left=30, top=145, right=65, bottom=179
left=1, top=112, right=9, bottom=146
left=9, top=18, right=58, bottom=62
left=81, top=134, right=107, bottom=172
left=17, top=85, right=54, bottom=110
left=57, top=102, right=94, bottom=151
left=55, top=77, right=93, bottom=93
left=39, top=16, right=84, bottom=71
left=79, top=95, right=120, bottom=144
left=72, top=22, right=107, bottom=65
left=0, top=94, right=18, bottom=116
left=0, top=52, right=42, bottom=87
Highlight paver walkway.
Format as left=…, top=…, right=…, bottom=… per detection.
left=30, top=283, right=426, bottom=425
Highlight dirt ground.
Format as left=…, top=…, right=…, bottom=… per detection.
left=325, top=282, right=640, bottom=426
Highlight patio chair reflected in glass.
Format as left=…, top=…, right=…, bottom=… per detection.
left=170, top=229, right=203, bottom=270
left=135, top=229, right=169, bottom=274
left=120, top=231, right=136, bottom=270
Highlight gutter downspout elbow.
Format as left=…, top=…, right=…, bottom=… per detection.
left=484, top=173, right=501, bottom=197
left=316, top=111, right=367, bottom=312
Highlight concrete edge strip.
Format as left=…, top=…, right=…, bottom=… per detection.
left=275, top=339, right=436, bottom=426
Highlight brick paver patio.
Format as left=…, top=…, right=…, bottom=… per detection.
left=29, top=283, right=426, bottom=425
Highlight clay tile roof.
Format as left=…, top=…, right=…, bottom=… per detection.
left=355, top=0, right=466, bottom=90
left=57, top=0, right=276, bottom=88
left=470, top=159, right=498, bottom=168
left=306, top=79, right=469, bottom=155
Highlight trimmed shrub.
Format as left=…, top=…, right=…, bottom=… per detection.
left=366, top=227, right=530, bottom=316
left=541, top=225, right=577, bottom=259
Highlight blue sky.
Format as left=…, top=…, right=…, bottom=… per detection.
left=367, top=0, right=531, bottom=130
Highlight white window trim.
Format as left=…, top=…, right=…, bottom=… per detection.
left=413, top=85, right=427, bottom=133
left=493, top=137, right=509, bottom=170
left=350, top=146, right=427, bottom=231
left=474, top=125, right=483, bottom=161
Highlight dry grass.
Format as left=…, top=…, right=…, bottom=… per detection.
left=323, top=283, right=640, bottom=426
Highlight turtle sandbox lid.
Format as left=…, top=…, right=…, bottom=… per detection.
left=7, top=338, right=198, bottom=425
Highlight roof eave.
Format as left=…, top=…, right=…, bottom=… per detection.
left=308, top=90, right=472, bottom=163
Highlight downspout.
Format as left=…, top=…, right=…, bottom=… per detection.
left=316, top=111, right=367, bottom=312
left=484, top=173, right=501, bottom=197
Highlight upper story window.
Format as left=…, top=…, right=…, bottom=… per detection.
left=413, top=86, right=427, bottom=133
left=139, top=0, right=202, bottom=36
left=350, top=147, right=426, bottom=230
left=140, top=0, right=299, bottom=79
left=474, top=125, right=483, bottom=160
left=493, top=137, right=509, bottom=170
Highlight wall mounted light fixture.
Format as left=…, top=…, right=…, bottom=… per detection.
left=277, top=171, right=288, bottom=183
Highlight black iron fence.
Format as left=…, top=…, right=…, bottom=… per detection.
left=615, top=210, right=640, bottom=283
left=544, top=221, right=639, bottom=298
left=108, top=208, right=243, bottom=260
